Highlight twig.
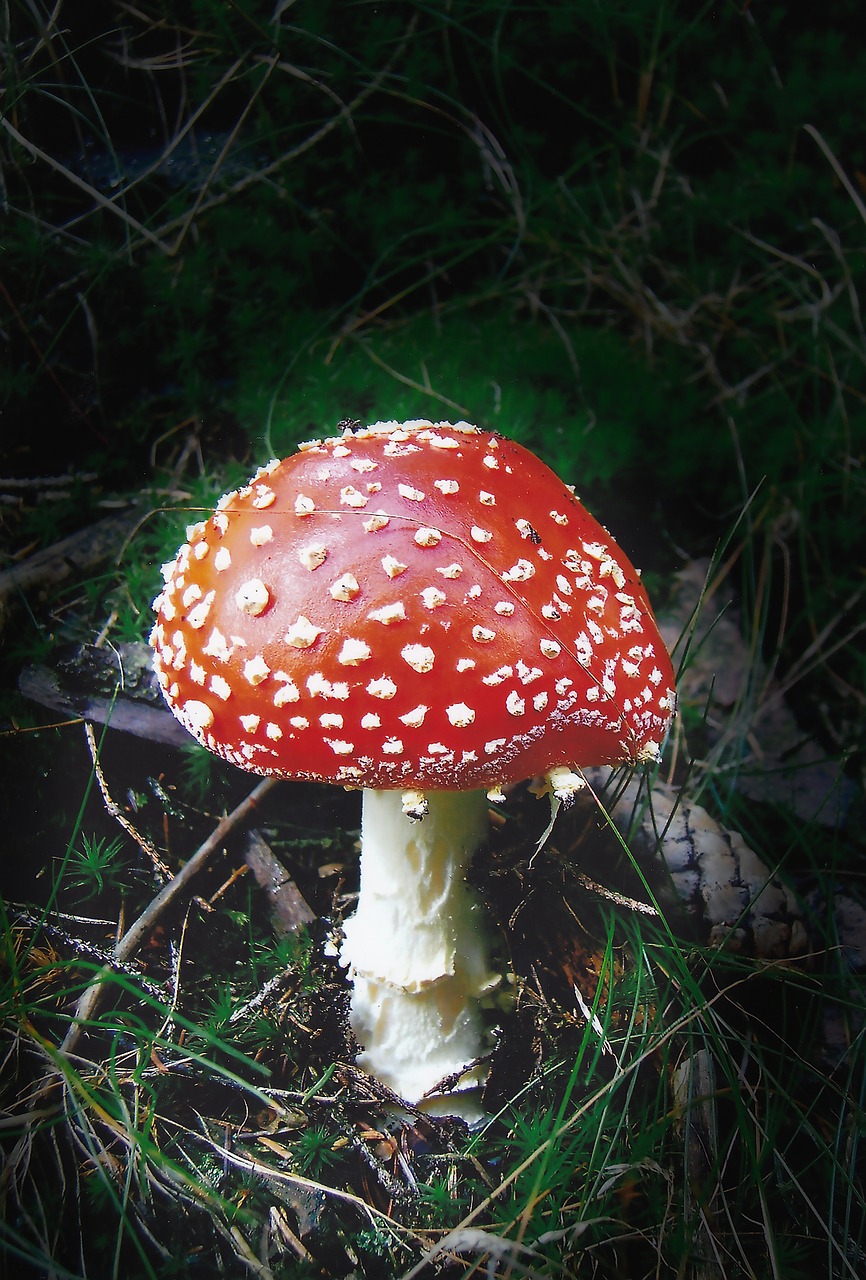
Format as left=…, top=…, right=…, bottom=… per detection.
left=229, top=970, right=293, bottom=1025
left=10, top=905, right=167, bottom=1000
left=59, top=777, right=280, bottom=1057
left=0, top=473, right=100, bottom=490
left=574, top=871, right=658, bottom=917
left=84, top=722, right=171, bottom=881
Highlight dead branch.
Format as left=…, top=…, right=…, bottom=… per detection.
left=59, top=776, right=280, bottom=1058
left=0, top=509, right=141, bottom=631
left=84, top=722, right=171, bottom=881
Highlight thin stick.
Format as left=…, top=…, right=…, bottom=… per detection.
left=85, top=722, right=171, bottom=881
left=574, top=871, right=659, bottom=917
left=59, top=777, right=279, bottom=1057
left=11, top=905, right=167, bottom=1000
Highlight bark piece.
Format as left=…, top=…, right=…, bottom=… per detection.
left=19, top=641, right=190, bottom=748
left=244, top=830, right=316, bottom=935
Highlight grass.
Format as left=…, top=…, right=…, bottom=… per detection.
left=4, top=839, right=864, bottom=1277
left=2, top=2, right=865, bottom=1276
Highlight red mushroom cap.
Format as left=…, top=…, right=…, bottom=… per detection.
left=150, top=421, right=675, bottom=789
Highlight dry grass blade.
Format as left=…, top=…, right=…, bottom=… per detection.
left=0, top=116, right=170, bottom=251
left=3, top=13, right=418, bottom=263
left=411, top=1225, right=555, bottom=1278
left=803, top=124, right=866, bottom=230
left=355, top=340, right=473, bottom=418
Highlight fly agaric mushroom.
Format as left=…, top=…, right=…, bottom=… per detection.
left=150, top=420, right=675, bottom=1114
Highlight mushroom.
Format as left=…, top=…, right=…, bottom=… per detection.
left=150, top=420, right=675, bottom=1115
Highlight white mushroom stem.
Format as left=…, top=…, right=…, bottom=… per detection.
left=339, top=788, right=498, bottom=1115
